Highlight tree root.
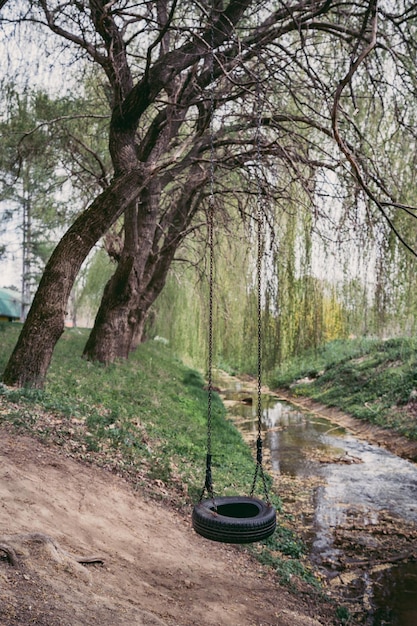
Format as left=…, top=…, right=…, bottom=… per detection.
left=0, top=533, right=104, bottom=568
left=0, top=543, right=19, bottom=566
left=345, top=550, right=415, bottom=569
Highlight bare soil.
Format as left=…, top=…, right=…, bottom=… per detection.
left=0, top=424, right=338, bottom=626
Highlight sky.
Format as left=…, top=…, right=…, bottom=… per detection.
left=0, top=6, right=78, bottom=291
left=0, top=204, right=22, bottom=290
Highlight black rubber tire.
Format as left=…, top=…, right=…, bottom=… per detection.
left=192, top=496, right=276, bottom=544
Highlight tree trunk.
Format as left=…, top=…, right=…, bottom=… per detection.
left=82, top=271, right=155, bottom=362
left=2, top=169, right=145, bottom=387
left=82, top=249, right=173, bottom=362
left=83, top=178, right=163, bottom=361
left=82, top=171, right=205, bottom=363
left=82, top=254, right=138, bottom=362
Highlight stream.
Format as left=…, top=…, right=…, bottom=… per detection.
left=218, top=376, right=417, bottom=625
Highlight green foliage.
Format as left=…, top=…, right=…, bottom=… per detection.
left=273, top=528, right=305, bottom=559
left=151, top=195, right=354, bottom=377
left=0, top=81, right=111, bottom=319
left=336, top=605, right=352, bottom=624
left=182, top=369, right=206, bottom=388
left=0, top=323, right=22, bottom=365
left=253, top=541, right=317, bottom=587
left=73, top=248, right=115, bottom=324
left=152, top=216, right=254, bottom=373
left=268, top=338, right=375, bottom=388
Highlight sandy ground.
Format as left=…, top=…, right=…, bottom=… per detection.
left=0, top=425, right=337, bottom=626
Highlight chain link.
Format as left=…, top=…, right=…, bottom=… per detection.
left=250, top=4, right=271, bottom=504
left=200, top=5, right=216, bottom=503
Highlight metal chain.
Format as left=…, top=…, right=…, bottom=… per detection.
left=250, top=5, right=270, bottom=504
left=203, top=184, right=215, bottom=501
left=201, top=3, right=270, bottom=505
left=200, top=5, right=216, bottom=503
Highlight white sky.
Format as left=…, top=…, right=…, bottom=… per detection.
left=0, top=8, right=80, bottom=290
left=0, top=202, right=22, bottom=289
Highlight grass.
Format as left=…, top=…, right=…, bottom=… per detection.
left=267, top=336, right=417, bottom=440
left=0, top=322, right=317, bottom=589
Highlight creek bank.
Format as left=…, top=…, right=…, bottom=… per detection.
left=219, top=374, right=417, bottom=623
left=272, top=388, right=417, bottom=463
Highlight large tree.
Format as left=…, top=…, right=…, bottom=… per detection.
left=3, top=0, right=417, bottom=387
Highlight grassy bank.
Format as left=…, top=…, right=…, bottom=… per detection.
left=268, top=336, right=417, bottom=441
left=0, top=323, right=318, bottom=589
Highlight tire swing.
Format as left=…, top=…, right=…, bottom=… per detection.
left=191, top=201, right=276, bottom=545
left=192, top=25, right=276, bottom=542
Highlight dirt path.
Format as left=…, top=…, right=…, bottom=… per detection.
left=0, top=425, right=337, bottom=626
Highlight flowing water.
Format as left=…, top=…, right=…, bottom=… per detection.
left=219, top=378, right=417, bottom=625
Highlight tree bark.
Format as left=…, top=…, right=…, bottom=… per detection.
left=3, top=169, right=145, bottom=387
left=82, top=264, right=154, bottom=363
left=82, top=243, right=178, bottom=362
left=82, top=180, right=163, bottom=361
left=82, top=251, right=138, bottom=363
left=83, top=166, right=207, bottom=362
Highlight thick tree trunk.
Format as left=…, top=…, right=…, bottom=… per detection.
left=82, top=251, right=171, bottom=362
left=2, top=169, right=145, bottom=388
left=83, top=181, right=162, bottom=362
left=82, top=255, right=138, bottom=363
left=82, top=171, right=205, bottom=363
left=82, top=271, right=154, bottom=363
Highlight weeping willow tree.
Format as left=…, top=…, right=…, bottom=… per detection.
left=257, top=186, right=350, bottom=368
left=8, top=0, right=417, bottom=390
left=313, top=107, right=417, bottom=341
left=369, top=107, right=417, bottom=338
left=6, top=0, right=416, bottom=384
left=152, top=207, right=254, bottom=372
left=151, top=183, right=353, bottom=374
left=151, top=171, right=417, bottom=375
left=149, top=44, right=417, bottom=374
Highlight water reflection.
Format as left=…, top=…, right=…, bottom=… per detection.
left=223, top=385, right=417, bottom=625
left=372, top=563, right=417, bottom=626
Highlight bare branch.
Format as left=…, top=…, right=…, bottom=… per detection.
left=331, top=1, right=417, bottom=259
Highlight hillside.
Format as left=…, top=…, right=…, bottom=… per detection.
left=268, top=336, right=417, bottom=447
left=0, top=325, right=339, bottom=626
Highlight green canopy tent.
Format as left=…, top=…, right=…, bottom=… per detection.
left=0, top=288, right=21, bottom=321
